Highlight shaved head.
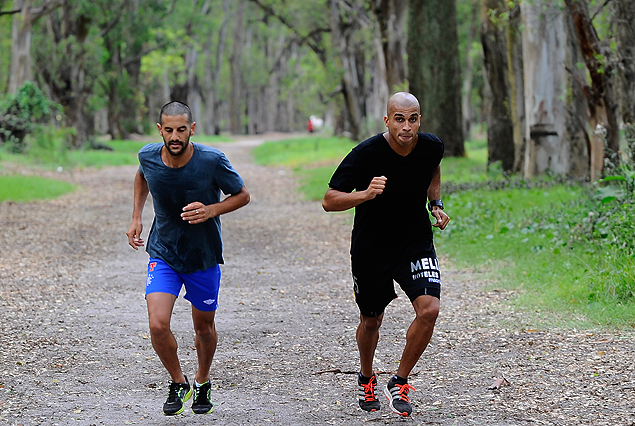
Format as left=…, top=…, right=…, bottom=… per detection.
left=387, top=92, right=420, bottom=116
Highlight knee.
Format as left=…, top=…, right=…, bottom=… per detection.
left=360, top=315, right=382, bottom=333
left=148, top=317, right=171, bottom=338
left=415, top=303, right=439, bottom=324
left=194, top=321, right=216, bottom=340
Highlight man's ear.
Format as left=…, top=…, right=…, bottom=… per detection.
left=156, top=123, right=162, bottom=133
left=190, top=122, right=196, bottom=135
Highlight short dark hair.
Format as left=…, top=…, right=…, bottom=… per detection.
left=159, top=101, right=193, bottom=124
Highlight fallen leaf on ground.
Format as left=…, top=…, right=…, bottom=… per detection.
left=488, top=376, right=511, bottom=390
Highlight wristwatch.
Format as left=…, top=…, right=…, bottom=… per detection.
left=427, top=199, right=444, bottom=211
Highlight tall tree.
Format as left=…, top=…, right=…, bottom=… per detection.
left=505, top=2, right=525, bottom=173
left=368, top=0, right=406, bottom=93
left=408, top=0, right=465, bottom=157
left=614, top=0, right=635, bottom=125
left=327, top=0, right=369, bottom=140
left=480, top=0, right=515, bottom=172
left=101, top=0, right=168, bottom=139
left=460, top=0, right=479, bottom=140
left=565, top=0, right=620, bottom=179
left=34, top=0, right=128, bottom=148
left=228, top=0, right=245, bottom=134
left=8, top=0, right=62, bottom=94
left=200, top=0, right=230, bottom=135
left=521, top=0, right=590, bottom=178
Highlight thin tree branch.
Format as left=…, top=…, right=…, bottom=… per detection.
left=590, top=0, right=613, bottom=23
left=246, top=0, right=330, bottom=60
left=0, top=8, right=21, bottom=17
left=99, top=0, right=131, bottom=38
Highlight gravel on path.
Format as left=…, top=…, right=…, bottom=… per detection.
left=1, top=135, right=633, bottom=425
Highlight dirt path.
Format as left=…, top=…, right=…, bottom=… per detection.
left=1, top=135, right=634, bottom=425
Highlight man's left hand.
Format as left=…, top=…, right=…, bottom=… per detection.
left=181, top=202, right=211, bottom=224
left=431, top=209, right=450, bottom=230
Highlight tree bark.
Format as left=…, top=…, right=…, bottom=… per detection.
left=565, top=0, right=620, bottom=179
left=408, top=0, right=465, bottom=157
left=480, top=0, right=515, bottom=172
left=369, top=0, right=406, bottom=93
left=328, top=0, right=365, bottom=141
left=505, top=3, right=525, bottom=173
left=229, top=0, right=246, bottom=134
left=614, top=0, right=635, bottom=125
left=461, top=0, right=479, bottom=140
left=9, top=0, right=62, bottom=94
left=201, top=0, right=230, bottom=135
left=521, top=0, right=590, bottom=178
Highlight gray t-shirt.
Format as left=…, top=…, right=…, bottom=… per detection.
left=138, top=142, right=244, bottom=273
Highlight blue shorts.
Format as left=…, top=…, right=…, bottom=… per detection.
left=145, top=258, right=221, bottom=312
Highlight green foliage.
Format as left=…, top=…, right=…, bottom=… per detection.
left=0, top=82, right=60, bottom=153
left=0, top=175, right=76, bottom=202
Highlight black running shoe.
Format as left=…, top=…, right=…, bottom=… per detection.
left=358, top=373, right=381, bottom=412
left=162, top=375, right=192, bottom=416
left=383, top=376, right=415, bottom=417
left=191, top=381, right=214, bottom=414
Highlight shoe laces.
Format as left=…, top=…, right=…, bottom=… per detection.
left=167, top=381, right=186, bottom=402
left=194, top=383, right=211, bottom=403
left=392, top=383, right=416, bottom=403
left=360, top=379, right=378, bottom=402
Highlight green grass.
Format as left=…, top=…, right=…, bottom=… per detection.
left=253, top=136, right=355, bottom=168
left=0, top=133, right=236, bottom=202
left=253, top=135, right=356, bottom=200
left=0, top=175, right=76, bottom=202
left=253, top=134, right=635, bottom=328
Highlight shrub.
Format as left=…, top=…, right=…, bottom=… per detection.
left=0, top=82, right=60, bottom=153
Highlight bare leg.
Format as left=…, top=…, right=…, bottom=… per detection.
left=147, top=292, right=186, bottom=383
left=356, top=313, right=384, bottom=377
left=191, top=306, right=217, bottom=384
left=396, top=295, right=439, bottom=379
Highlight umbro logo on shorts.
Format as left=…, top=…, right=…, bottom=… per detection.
left=203, top=299, right=216, bottom=305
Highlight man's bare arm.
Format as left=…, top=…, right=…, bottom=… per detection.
left=322, top=176, right=387, bottom=212
left=126, top=170, right=150, bottom=249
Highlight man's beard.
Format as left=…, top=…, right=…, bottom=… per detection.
left=164, top=138, right=189, bottom=156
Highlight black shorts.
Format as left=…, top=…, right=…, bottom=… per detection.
left=351, top=246, right=441, bottom=318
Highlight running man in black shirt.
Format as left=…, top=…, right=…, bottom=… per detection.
left=322, top=92, right=450, bottom=417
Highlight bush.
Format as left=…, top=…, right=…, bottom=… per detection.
left=0, top=82, right=60, bottom=153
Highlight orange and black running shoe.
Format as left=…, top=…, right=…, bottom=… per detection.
left=358, top=373, right=381, bottom=412
left=384, top=376, right=415, bottom=417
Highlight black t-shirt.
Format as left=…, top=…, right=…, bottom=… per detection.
left=328, top=132, right=444, bottom=262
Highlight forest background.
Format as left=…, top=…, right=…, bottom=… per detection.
left=1, top=0, right=635, bottom=326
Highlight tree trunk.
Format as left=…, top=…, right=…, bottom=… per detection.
left=461, top=0, right=479, bottom=140
left=481, top=0, right=515, bottom=172
left=9, top=0, right=62, bottom=94
left=328, top=0, right=364, bottom=141
left=505, top=4, right=525, bottom=173
left=521, top=1, right=590, bottom=178
left=408, top=0, right=465, bottom=157
left=369, top=0, right=406, bottom=93
left=202, top=0, right=230, bottom=135
left=229, top=0, right=245, bottom=134
left=565, top=0, right=620, bottom=179
left=614, top=0, right=635, bottom=125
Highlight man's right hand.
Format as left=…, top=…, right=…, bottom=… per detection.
left=126, top=220, right=144, bottom=250
left=364, top=176, right=387, bottom=200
